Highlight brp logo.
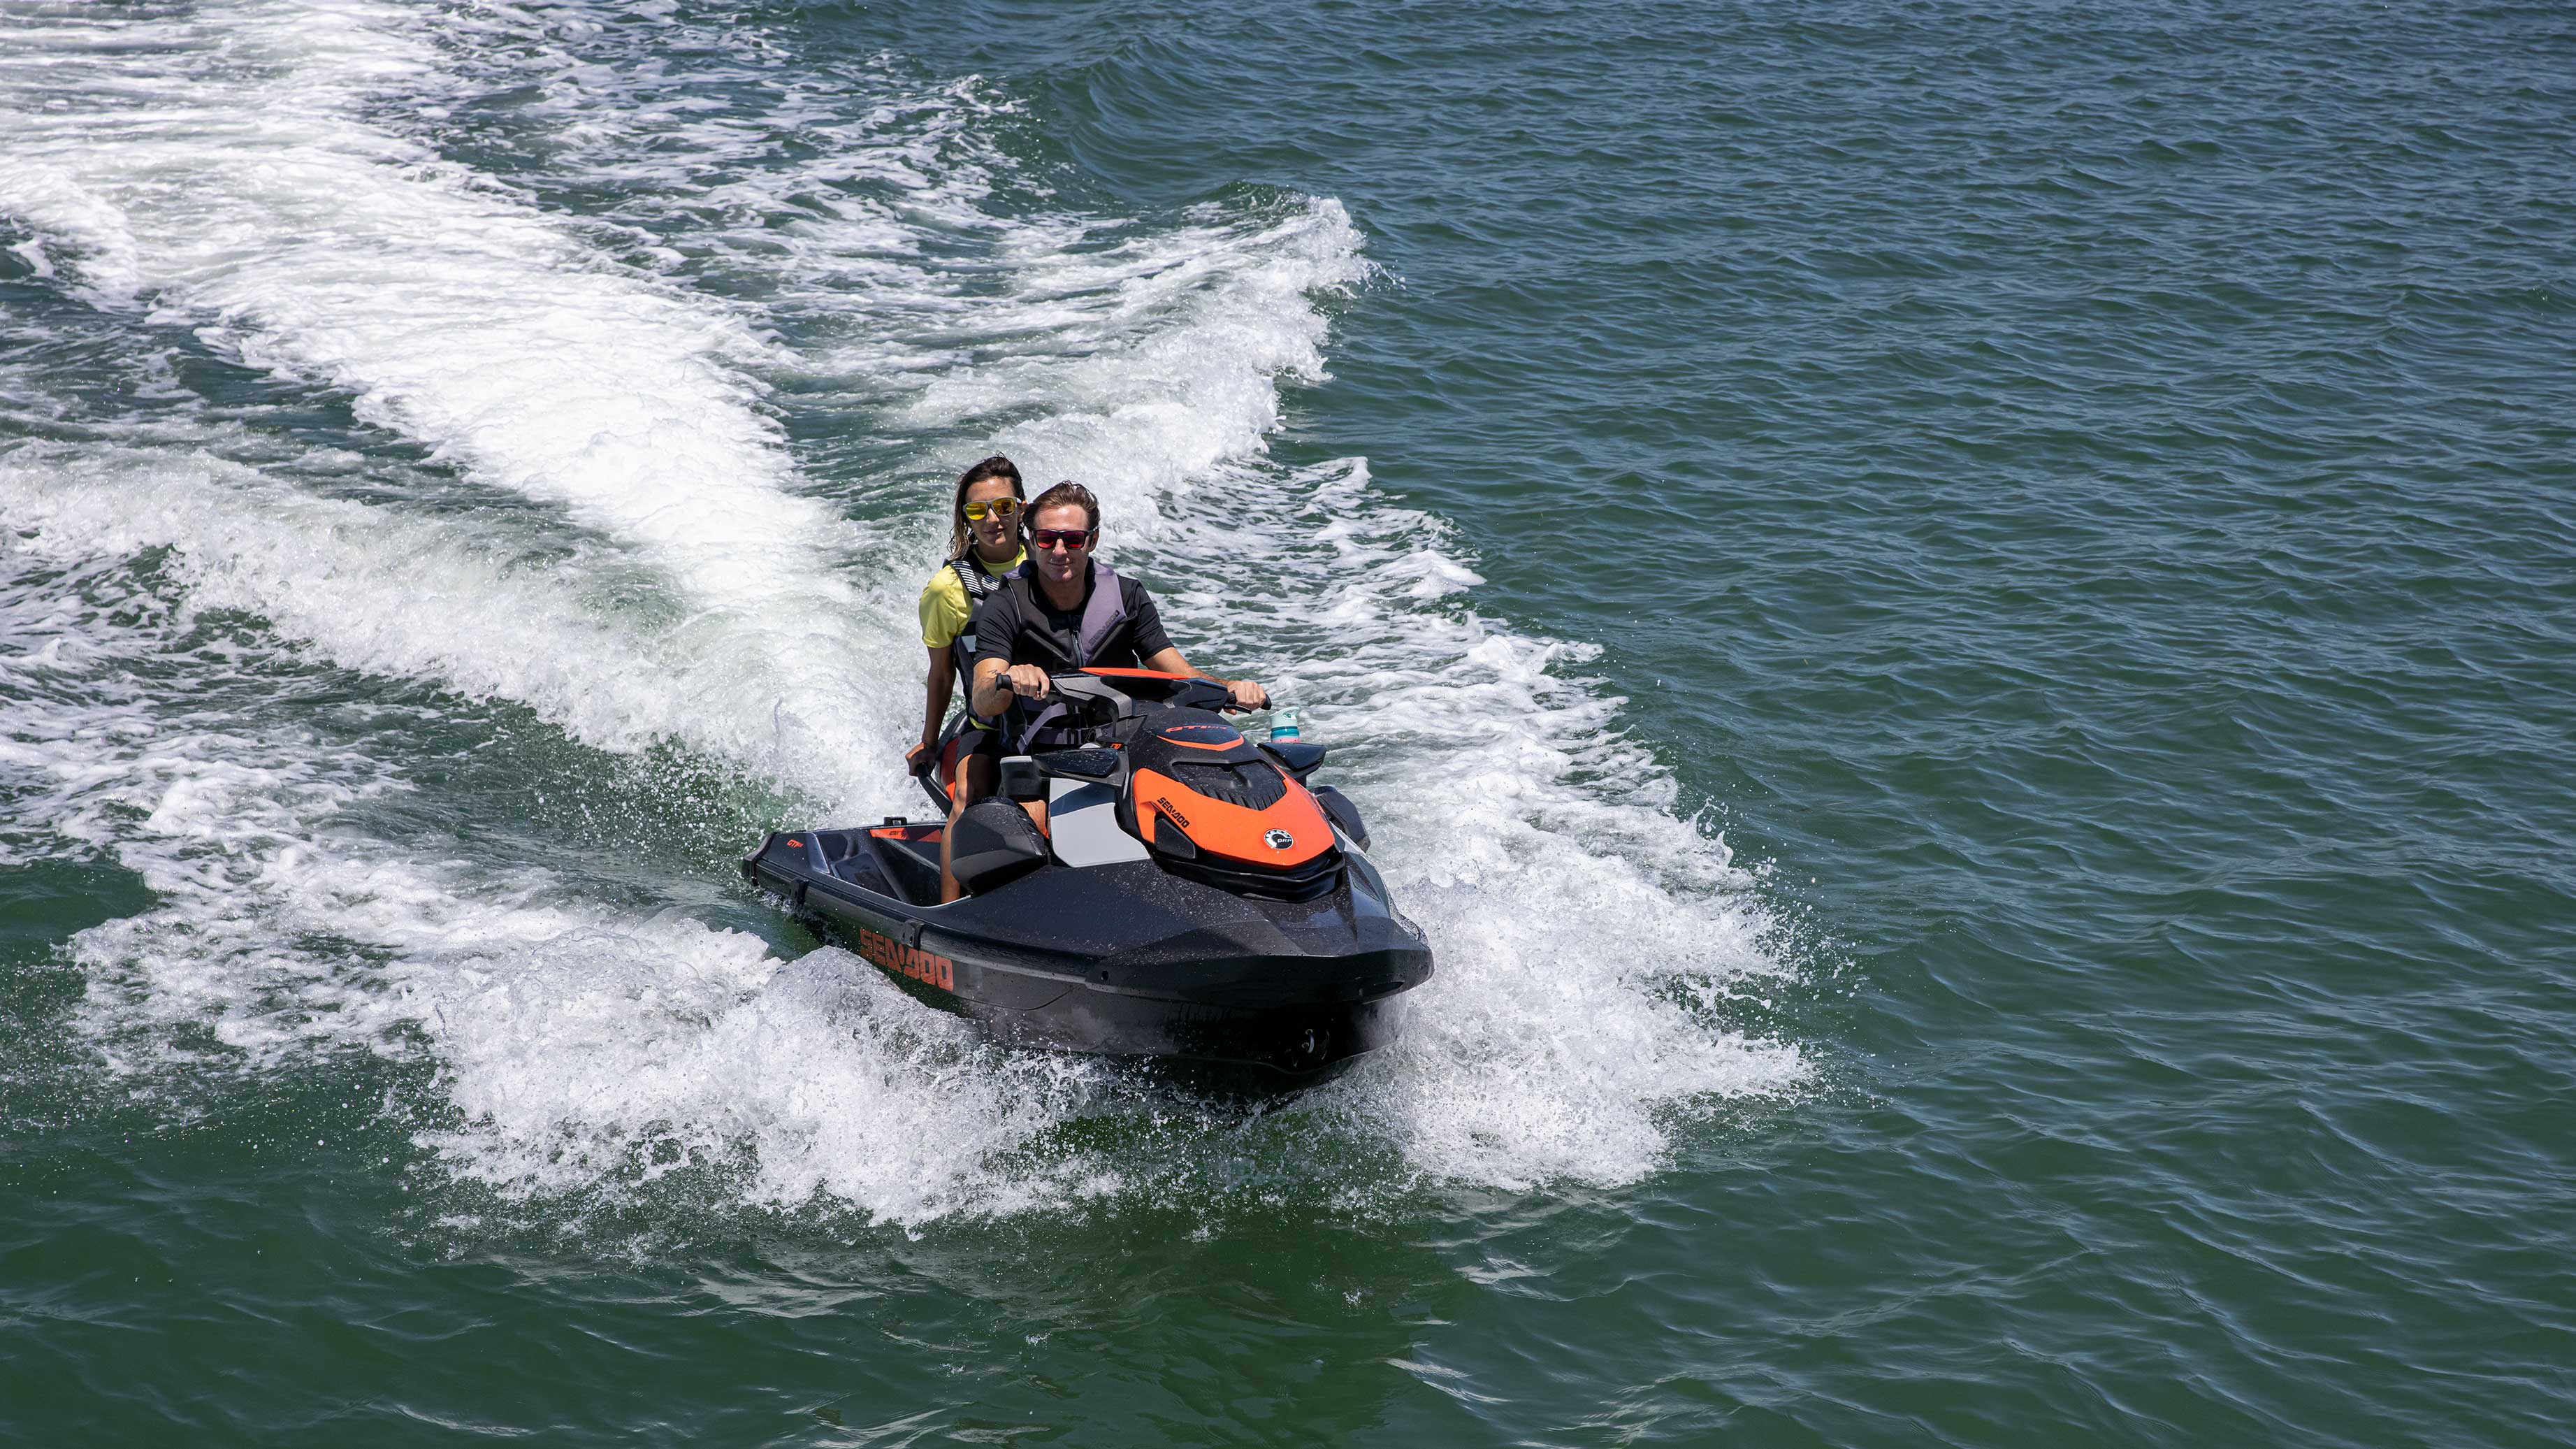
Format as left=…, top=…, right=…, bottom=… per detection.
left=1264, top=828, right=1294, bottom=851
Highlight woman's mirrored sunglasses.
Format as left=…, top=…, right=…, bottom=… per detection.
left=962, top=496, right=1022, bottom=521
left=1029, top=527, right=1097, bottom=551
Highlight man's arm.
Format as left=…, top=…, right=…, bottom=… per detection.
left=969, top=593, right=1055, bottom=719
left=1124, top=586, right=1265, bottom=707
left=1143, top=647, right=1268, bottom=710
left=970, top=656, right=1017, bottom=721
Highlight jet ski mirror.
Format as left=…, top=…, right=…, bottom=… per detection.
left=1261, top=740, right=1329, bottom=781
left=998, top=755, right=1046, bottom=802
left=1311, top=784, right=1370, bottom=851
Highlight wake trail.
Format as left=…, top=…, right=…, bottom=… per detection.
left=0, top=0, right=1809, bottom=1209
left=0, top=0, right=909, bottom=808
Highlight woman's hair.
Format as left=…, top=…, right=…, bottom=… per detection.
left=948, top=454, right=1026, bottom=558
left=1024, top=480, right=1101, bottom=533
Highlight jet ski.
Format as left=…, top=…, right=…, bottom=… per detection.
left=740, top=669, right=1433, bottom=1086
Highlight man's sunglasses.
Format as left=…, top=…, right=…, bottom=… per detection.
left=962, top=496, right=1022, bottom=521
left=1029, top=527, right=1097, bottom=551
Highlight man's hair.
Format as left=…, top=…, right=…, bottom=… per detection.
left=1025, top=480, right=1100, bottom=533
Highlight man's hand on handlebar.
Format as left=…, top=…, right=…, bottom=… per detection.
left=1005, top=664, right=1054, bottom=700
left=1225, top=679, right=1268, bottom=710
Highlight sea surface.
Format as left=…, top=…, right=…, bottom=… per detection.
left=3, top=0, right=2571, bottom=1442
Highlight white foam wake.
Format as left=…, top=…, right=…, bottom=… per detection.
left=642, top=71, right=1811, bottom=1182
left=0, top=544, right=1107, bottom=1220
left=1, top=0, right=1810, bottom=1206
left=0, top=0, right=913, bottom=807
left=1, top=444, right=659, bottom=751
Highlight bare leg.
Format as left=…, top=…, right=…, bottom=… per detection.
left=939, top=749, right=998, bottom=903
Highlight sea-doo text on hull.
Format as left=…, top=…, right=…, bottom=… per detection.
left=741, top=670, right=1433, bottom=1086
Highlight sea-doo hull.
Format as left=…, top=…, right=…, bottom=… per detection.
left=741, top=670, right=1433, bottom=1088
left=743, top=828, right=1431, bottom=1086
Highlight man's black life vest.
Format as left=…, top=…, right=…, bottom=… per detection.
left=1000, top=558, right=1130, bottom=752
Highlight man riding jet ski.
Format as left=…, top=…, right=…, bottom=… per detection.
left=741, top=483, right=1433, bottom=1086
left=969, top=481, right=1270, bottom=821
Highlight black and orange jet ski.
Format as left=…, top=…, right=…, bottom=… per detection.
left=740, top=669, right=1433, bottom=1086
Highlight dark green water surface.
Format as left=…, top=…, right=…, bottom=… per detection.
left=3, top=0, right=2572, bottom=1442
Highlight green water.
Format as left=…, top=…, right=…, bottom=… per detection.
left=3, top=0, right=2572, bottom=1441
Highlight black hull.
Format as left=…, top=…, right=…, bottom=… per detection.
left=743, top=825, right=1431, bottom=1089
left=855, top=941, right=1407, bottom=1089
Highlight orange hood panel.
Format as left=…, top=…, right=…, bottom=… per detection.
left=1133, top=765, right=1336, bottom=868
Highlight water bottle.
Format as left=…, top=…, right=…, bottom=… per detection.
left=1268, top=706, right=1301, bottom=742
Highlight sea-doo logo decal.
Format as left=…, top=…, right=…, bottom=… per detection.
left=1156, top=797, right=1192, bottom=830
left=1159, top=723, right=1240, bottom=744
left=857, top=925, right=953, bottom=992
left=1265, top=828, right=1294, bottom=851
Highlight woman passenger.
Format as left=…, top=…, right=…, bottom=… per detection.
left=909, top=454, right=1027, bottom=902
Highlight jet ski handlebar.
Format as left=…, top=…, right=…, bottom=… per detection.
left=1044, top=670, right=1245, bottom=714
